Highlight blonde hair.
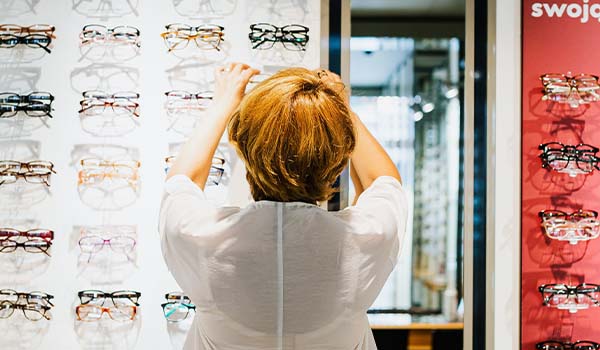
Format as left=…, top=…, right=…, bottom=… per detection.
left=228, top=67, right=355, bottom=203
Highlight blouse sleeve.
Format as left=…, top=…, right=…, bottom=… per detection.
left=349, top=176, right=409, bottom=308
left=353, top=176, right=409, bottom=246
left=159, top=175, right=216, bottom=240
left=158, top=175, right=223, bottom=296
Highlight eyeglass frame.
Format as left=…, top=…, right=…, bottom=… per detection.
left=80, top=158, right=140, bottom=170
left=536, top=340, right=600, bottom=350
left=538, top=283, right=600, bottom=308
left=0, top=32, right=52, bottom=53
left=0, top=92, right=54, bottom=105
left=0, top=24, right=55, bottom=37
left=539, top=209, right=598, bottom=221
left=82, top=90, right=139, bottom=101
left=538, top=209, right=600, bottom=244
left=78, top=234, right=136, bottom=255
left=161, top=23, right=225, bottom=52
left=165, top=90, right=213, bottom=102
left=162, top=292, right=195, bottom=322
left=78, top=97, right=140, bottom=118
left=78, top=289, right=141, bottom=307
left=539, top=142, right=600, bottom=174
left=248, top=23, right=309, bottom=51
left=0, top=300, right=51, bottom=321
left=540, top=73, right=600, bottom=107
left=0, top=289, right=54, bottom=307
left=77, top=168, right=140, bottom=187
left=0, top=236, right=52, bottom=256
left=0, top=228, right=54, bottom=241
left=0, top=172, right=52, bottom=187
left=164, top=156, right=224, bottom=185
left=75, top=304, right=137, bottom=322
left=0, top=102, right=53, bottom=118
left=0, top=160, right=56, bottom=175
left=80, top=24, right=140, bottom=47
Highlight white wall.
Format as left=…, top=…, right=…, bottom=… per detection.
left=0, top=1, right=323, bottom=349
left=464, top=0, right=521, bottom=348
left=487, top=0, right=521, bottom=349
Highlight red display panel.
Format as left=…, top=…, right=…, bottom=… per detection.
left=522, top=1, right=600, bottom=348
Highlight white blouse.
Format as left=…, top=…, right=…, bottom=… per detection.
left=159, top=175, right=408, bottom=350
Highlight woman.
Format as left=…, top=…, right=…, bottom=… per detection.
left=160, top=63, right=408, bottom=350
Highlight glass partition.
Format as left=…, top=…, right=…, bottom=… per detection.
left=350, top=37, right=464, bottom=319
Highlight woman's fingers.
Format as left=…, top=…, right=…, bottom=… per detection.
left=240, top=68, right=261, bottom=84
left=232, top=63, right=250, bottom=74
left=215, top=62, right=255, bottom=77
left=313, top=68, right=348, bottom=104
left=314, top=68, right=342, bottom=84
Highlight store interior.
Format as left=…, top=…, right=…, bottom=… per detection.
left=0, top=0, right=469, bottom=349
left=351, top=1, right=465, bottom=349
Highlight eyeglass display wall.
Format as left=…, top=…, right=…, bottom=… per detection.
left=0, top=1, right=326, bottom=349
left=522, top=1, right=600, bottom=348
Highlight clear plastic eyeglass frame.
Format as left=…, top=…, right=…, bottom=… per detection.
left=78, top=225, right=136, bottom=262
left=161, top=23, right=224, bottom=52
left=78, top=158, right=140, bottom=188
left=539, top=210, right=600, bottom=245
left=78, top=91, right=140, bottom=118
left=540, top=73, right=600, bottom=109
left=80, top=25, right=141, bottom=47
left=76, top=304, right=137, bottom=322
left=165, top=90, right=213, bottom=115
left=164, top=156, right=224, bottom=186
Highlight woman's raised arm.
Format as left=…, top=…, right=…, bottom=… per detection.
left=166, top=63, right=259, bottom=189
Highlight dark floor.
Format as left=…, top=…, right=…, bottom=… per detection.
left=373, top=330, right=463, bottom=350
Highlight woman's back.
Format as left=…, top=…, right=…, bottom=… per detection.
left=161, top=65, right=407, bottom=349
left=160, top=175, right=407, bottom=349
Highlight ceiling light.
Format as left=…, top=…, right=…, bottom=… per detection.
left=445, top=88, right=459, bottom=99
left=414, top=111, right=424, bottom=122
left=422, top=102, right=435, bottom=113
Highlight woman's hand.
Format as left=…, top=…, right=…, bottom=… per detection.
left=314, top=68, right=349, bottom=106
left=212, top=62, right=260, bottom=118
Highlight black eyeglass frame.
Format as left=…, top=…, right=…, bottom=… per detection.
left=536, top=340, right=600, bottom=350
left=0, top=92, right=54, bottom=105
left=538, top=209, right=599, bottom=221
left=0, top=102, right=53, bottom=118
left=78, top=290, right=141, bottom=307
left=248, top=23, right=309, bottom=51
left=0, top=33, right=52, bottom=53
left=539, top=142, right=600, bottom=173
left=538, top=283, right=600, bottom=307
